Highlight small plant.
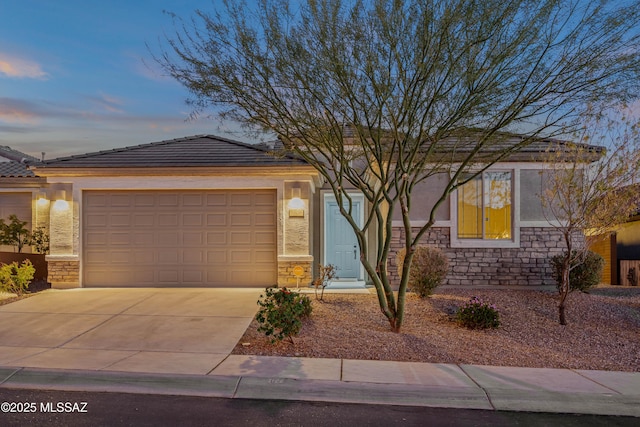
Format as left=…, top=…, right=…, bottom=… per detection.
left=456, top=296, right=501, bottom=330
left=255, top=286, right=313, bottom=343
left=31, top=227, right=50, bottom=254
left=0, top=260, right=36, bottom=296
left=628, top=267, right=638, bottom=287
left=396, top=246, right=449, bottom=298
left=550, top=250, right=605, bottom=293
left=313, top=264, right=336, bottom=301
left=0, top=215, right=31, bottom=253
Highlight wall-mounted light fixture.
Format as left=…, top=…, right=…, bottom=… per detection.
left=53, top=189, right=70, bottom=211
left=288, top=185, right=305, bottom=217
left=36, top=191, right=49, bottom=207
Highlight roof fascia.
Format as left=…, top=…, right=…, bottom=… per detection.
left=0, top=177, right=46, bottom=188
left=30, top=165, right=319, bottom=178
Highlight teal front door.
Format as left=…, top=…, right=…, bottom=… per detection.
left=325, top=199, right=361, bottom=279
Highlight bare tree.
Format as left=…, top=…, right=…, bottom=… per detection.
left=156, top=0, right=640, bottom=331
left=541, top=116, right=640, bottom=325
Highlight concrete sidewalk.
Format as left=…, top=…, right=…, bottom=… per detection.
left=1, top=356, right=639, bottom=418
left=0, top=288, right=638, bottom=418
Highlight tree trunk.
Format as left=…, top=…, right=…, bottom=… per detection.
left=388, top=317, right=399, bottom=333
left=558, top=301, right=567, bottom=326
left=558, top=254, right=571, bottom=325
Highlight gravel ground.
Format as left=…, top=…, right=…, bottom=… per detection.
left=232, top=286, right=640, bottom=372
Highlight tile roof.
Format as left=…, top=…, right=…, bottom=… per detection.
left=0, top=146, right=40, bottom=177
left=0, top=146, right=40, bottom=163
left=281, top=126, right=605, bottom=162
left=38, top=135, right=309, bottom=168
left=0, top=162, right=36, bottom=177
left=429, top=133, right=604, bottom=162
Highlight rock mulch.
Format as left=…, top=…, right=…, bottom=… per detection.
left=232, top=287, right=640, bottom=372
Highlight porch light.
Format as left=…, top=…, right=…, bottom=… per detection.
left=288, top=186, right=305, bottom=216
left=36, top=191, right=48, bottom=206
left=53, top=190, right=69, bottom=210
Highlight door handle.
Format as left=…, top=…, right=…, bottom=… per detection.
left=354, top=245, right=357, bottom=259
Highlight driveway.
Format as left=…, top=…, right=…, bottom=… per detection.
left=0, top=288, right=262, bottom=375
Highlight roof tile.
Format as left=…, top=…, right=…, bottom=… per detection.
left=40, top=135, right=308, bottom=168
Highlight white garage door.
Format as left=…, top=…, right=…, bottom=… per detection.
left=83, top=190, right=277, bottom=287
left=0, top=192, right=32, bottom=253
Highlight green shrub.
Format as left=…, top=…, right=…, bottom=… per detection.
left=0, top=260, right=35, bottom=296
left=396, top=246, right=449, bottom=297
left=456, top=296, right=501, bottom=330
left=255, top=286, right=313, bottom=343
left=550, top=250, right=604, bottom=293
left=31, top=227, right=50, bottom=254
left=0, top=215, right=31, bottom=253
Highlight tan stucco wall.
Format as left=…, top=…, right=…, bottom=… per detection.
left=41, top=170, right=318, bottom=287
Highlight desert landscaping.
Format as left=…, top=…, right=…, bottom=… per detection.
left=233, top=286, right=640, bottom=372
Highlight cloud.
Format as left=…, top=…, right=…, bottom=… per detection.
left=0, top=124, right=34, bottom=133
left=86, top=93, right=125, bottom=114
left=0, top=95, right=124, bottom=125
left=0, top=52, right=49, bottom=79
left=0, top=97, right=93, bottom=125
left=0, top=98, right=42, bottom=123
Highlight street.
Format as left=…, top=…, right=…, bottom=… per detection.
left=0, top=389, right=637, bottom=426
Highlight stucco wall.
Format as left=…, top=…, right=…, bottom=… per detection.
left=42, top=172, right=317, bottom=288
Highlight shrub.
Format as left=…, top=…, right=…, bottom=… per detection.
left=550, top=250, right=605, bottom=293
left=31, top=227, right=50, bottom=254
left=0, top=215, right=31, bottom=253
left=456, top=296, right=501, bottom=329
left=0, top=260, right=35, bottom=296
left=312, top=263, right=336, bottom=301
left=255, top=286, right=313, bottom=343
left=396, top=246, right=449, bottom=297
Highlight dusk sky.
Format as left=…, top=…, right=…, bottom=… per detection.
left=0, top=0, right=251, bottom=160
left=3, top=1, right=638, bottom=161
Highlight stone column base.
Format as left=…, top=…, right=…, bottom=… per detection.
left=46, top=256, right=80, bottom=289
left=277, top=255, right=313, bottom=288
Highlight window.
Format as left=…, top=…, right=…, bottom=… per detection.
left=458, top=171, right=512, bottom=240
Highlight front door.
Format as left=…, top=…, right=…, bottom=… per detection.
left=325, top=198, right=361, bottom=280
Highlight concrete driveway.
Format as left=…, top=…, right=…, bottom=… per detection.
left=0, top=288, right=262, bottom=375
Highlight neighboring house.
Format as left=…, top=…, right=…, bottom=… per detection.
left=29, top=133, right=604, bottom=289
left=0, top=146, right=45, bottom=253
left=590, top=196, right=640, bottom=286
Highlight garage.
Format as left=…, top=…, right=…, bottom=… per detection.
left=83, top=189, right=277, bottom=287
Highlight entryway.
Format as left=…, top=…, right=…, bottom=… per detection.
left=324, top=194, right=364, bottom=281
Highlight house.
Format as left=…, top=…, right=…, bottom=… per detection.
left=27, top=133, right=604, bottom=289
left=30, top=135, right=320, bottom=288
left=0, top=146, right=45, bottom=253
left=590, top=194, right=640, bottom=286
left=308, top=132, right=603, bottom=288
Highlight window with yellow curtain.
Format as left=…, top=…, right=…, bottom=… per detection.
left=458, top=171, right=512, bottom=240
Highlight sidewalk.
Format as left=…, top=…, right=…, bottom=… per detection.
left=1, top=356, right=639, bottom=418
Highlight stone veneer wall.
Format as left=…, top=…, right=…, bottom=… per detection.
left=278, top=260, right=313, bottom=288
left=47, top=259, right=80, bottom=288
left=389, top=227, right=576, bottom=286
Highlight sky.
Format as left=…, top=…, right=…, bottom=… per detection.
left=0, top=0, right=250, bottom=160
left=3, top=1, right=639, bottom=161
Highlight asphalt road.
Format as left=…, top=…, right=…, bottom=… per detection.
left=1, top=389, right=639, bottom=426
